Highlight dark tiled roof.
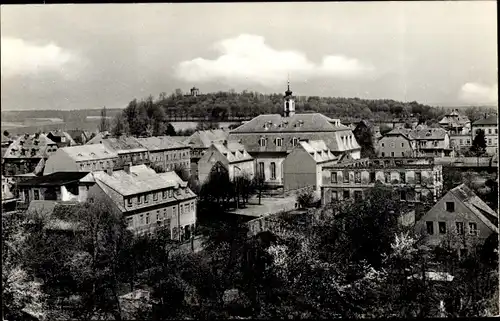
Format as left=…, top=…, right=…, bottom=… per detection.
left=3, top=134, right=58, bottom=159
left=18, top=171, right=90, bottom=186
left=473, top=115, right=498, bottom=126
left=230, top=113, right=348, bottom=133
left=410, top=128, right=448, bottom=140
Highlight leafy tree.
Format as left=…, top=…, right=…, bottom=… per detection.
left=98, top=106, right=110, bottom=133
left=111, top=113, right=127, bottom=137
left=354, top=123, right=376, bottom=158
left=296, top=186, right=315, bottom=209
left=470, top=129, right=487, bottom=156
left=165, top=123, right=176, bottom=136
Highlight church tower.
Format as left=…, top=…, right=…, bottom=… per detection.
left=283, top=80, right=295, bottom=117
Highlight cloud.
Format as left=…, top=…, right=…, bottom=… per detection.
left=1, top=37, right=83, bottom=79
left=174, top=34, right=374, bottom=86
left=459, top=82, right=498, bottom=105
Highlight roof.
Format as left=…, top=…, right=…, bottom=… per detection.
left=299, top=140, right=337, bottom=163
left=230, top=113, right=349, bottom=133
left=18, top=171, right=90, bottom=187
left=136, top=136, right=187, bottom=151
left=410, top=128, right=448, bottom=140
left=185, top=129, right=229, bottom=148
left=100, top=136, right=148, bottom=154
left=473, top=115, right=498, bottom=126
left=3, top=133, right=58, bottom=159
left=93, top=165, right=193, bottom=197
left=449, top=184, right=498, bottom=233
left=384, top=128, right=413, bottom=140
left=85, top=131, right=111, bottom=145
left=211, top=141, right=253, bottom=163
left=60, top=144, right=118, bottom=161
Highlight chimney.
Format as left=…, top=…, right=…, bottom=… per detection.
left=124, top=163, right=131, bottom=174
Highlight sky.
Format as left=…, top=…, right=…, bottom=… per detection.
left=1, top=2, right=498, bottom=111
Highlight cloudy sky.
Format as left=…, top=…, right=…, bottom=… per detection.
left=1, top=2, right=497, bottom=111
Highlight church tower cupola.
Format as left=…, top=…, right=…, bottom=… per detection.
left=283, top=79, right=295, bottom=117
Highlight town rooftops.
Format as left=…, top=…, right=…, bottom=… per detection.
left=230, top=113, right=348, bottom=133
left=384, top=128, right=413, bottom=139
left=3, top=133, right=58, bottom=159
left=185, top=129, right=230, bottom=148
left=59, top=144, right=118, bottom=161
left=85, top=131, right=111, bottom=144
left=92, top=164, right=193, bottom=197
left=136, top=136, right=187, bottom=151
left=100, top=136, right=148, bottom=154
left=212, top=141, right=253, bottom=163
left=17, top=171, right=90, bottom=187
left=448, top=183, right=498, bottom=232
left=472, top=115, right=498, bottom=126
left=299, top=140, right=337, bottom=163
left=410, top=128, right=448, bottom=140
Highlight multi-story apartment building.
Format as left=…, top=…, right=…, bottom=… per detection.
left=449, top=133, right=472, bottom=155
left=377, top=128, right=415, bottom=157
left=198, top=141, right=254, bottom=184
left=471, top=115, right=498, bottom=155
left=416, top=184, right=498, bottom=253
left=283, top=140, right=337, bottom=192
left=413, top=128, right=453, bottom=157
left=87, top=136, right=149, bottom=167
left=438, top=109, right=471, bottom=135
left=228, top=83, right=361, bottom=187
left=321, top=157, right=443, bottom=206
left=136, top=136, right=191, bottom=173
left=184, top=129, right=229, bottom=178
left=3, top=133, right=59, bottom=176
left=43, top=144, right=119, bottom=175
left=90, top=164, right=197, bottom=241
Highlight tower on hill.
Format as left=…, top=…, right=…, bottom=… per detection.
left=283, top=80, right=295, bottom=117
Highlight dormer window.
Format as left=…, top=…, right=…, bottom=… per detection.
left=275, top=138, right=283, bottom=147
left=292, top=137, right=299, bottom=147
left=34, top=140, right=39, bottom=146
left=259, top=137, right=267, bottom=147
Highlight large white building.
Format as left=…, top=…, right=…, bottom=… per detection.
left=228, top=83, right=361, bottom=187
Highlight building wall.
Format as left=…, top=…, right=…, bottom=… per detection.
left=283, top=148, right=316, bottom=191
left=149, top=147, right=191, bottom=173
left=472, top=124, right=498, bottom=155
left=321, top=165, right=443, bottom=205
left=450, top=134, right=472, bottom=152
left=198, top=147, right=229, bottom=184
left=252, top=153, right=286, bottom=186
left=416, top=192, right=495, bottom=248
left=377, top=135, right=414, bottom=157
left=43, top=150, right=79, bottom=175
left=229, top=160, right=255, bottom=181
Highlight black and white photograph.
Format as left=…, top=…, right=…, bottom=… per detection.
left=1, top=1, right=498, bottom=320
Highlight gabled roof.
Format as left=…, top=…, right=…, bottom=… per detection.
left=18, top=171, right=90, bottom=187
left=185, top=129, right=229, bottom=148
left=60, top=144, right=118, bottom=161
left=99, top=136, right=148, bottom=154
left=85, top=131, right=111, bottom=145
left=384, top=128, right=413, bottom=140
left=211, top=141, right=253, bottom=163
left=92, top=165, right=191, bottom=197
left=449, top=184, right=498, bottom=233
left=3, top=133, right=58, bottom=159
left=410, top=128, right=448, bottom=140
left=48, top=130, right=77, bottom=145
left=230, top=113, right=348, bottom=133
left=473, top=115, right=498, bottom=126
left=299, top=140, right=337, bottom=163
left=136, top=136, right=187, bottom=151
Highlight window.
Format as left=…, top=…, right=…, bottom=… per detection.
left=292, top=137, right=299, bottom=146
left=381, top=143, right=385, bottom=147
left=391, top=152, right=395, bottom=157
left=456, top=222, right=464, bottom=235
left=445, top=202, right=455, bottom=212
left=153, top=193, right=158, bottom=201
left=459, top=139, right=463, bottom=146
left=343, top=172, right=349, bottom=183
left=469, top=222, right=478, bottom=235
left=138, top=195, right=142, bottom=204
left=163, top=190, right=167, bottom=199
left=488, top=138, right=492, bottom=145
left=496, top=129, right=498, bottom=134
left=127, top=198, right=132, bottom=207
left=144, top=194, right=149, bottom=203
left=369, top=172, right=376, bottom=183
left=439, top=222, right=446, bottom=234
left=415, top=172, right=422, bottom=184
left=270, top=162, right=276, bottom=180
left=488, top=128, right=492, bottom=134
left=466, top=139, right=471, bottom=145
left=34, top=190, right=40, bottom=200
left=331, top=172, right=338, bottom=183
left=343, top=190, right=350, bottom=199
left=127, top=217, right=133, bottom=228
left=168, top=190, right=173, bottom=198
left=140, top=214, right=144, bottom=225
left=381, top=152, right=385, bottom=157
left=276, top=138, right=283, bottom=147
left=384, top=172, right=390, bottom=183
left=331, top=191, right=338, bottom=200
left=354, top=172, right=361, bottom=184
left=180, top=205, right=184, bottom=215
left=390, top=142, right=395, bottom=148
left=191, top=203, right=194, bottom=212
left=400, top=172, right=406, bottom=183
left=426, top=221, right=434, bottom=235
left=401, top=142, right=404, bottom=147
left=259, top=137, right=267, bottom=147
left=400, top=190, right=407, bottom=201
left=354, top=191, right=362, bottom=201
left=415, top=191, right=421, bottom=201
left=258, top=162, right=265, bottom=179
left=146, top=214, right=150, bottom=225
left=157, top=211, right=161, bottom=222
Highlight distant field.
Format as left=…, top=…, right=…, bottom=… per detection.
left=1, top=120, right=101, bottom=135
